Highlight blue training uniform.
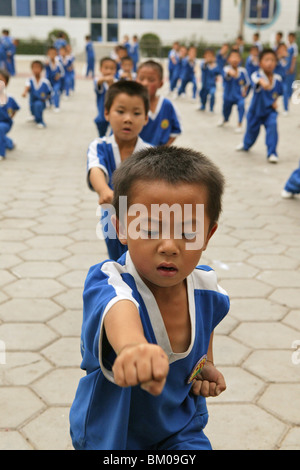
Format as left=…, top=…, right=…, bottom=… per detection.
left=94, top=78, right=114, bottom=137
left=222, top=65, right=250, bottom=124
left=284, top=161, right=300, bottom=194
left=177, top=57, right=197, bottom=99
left=45, top=58, right=65, bottom=110
left=69, top=251, right=230, bottom=450
left=243, top=69, right=283, bottom=159
left=25, top=77, right=52, bottom=126
left=0, top=95, right=20, bottom=157
left=286, top=42, right=298, bottom=101
left=199, top=60, right=219, bottom=111
left=86, top=40, right=95, bottom=77
left=275, top=57, right=290, bottom=112
left=139, top=96, right=182, bottom=146
left=86, top=134, right=151, bottom=260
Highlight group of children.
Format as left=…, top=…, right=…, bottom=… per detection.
left=0, top=29, right=17, bottom=76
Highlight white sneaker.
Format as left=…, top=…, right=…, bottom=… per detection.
left=54, top=108, right=61, bottom=113
left=235, top=142, right=246, bottom=151
left=268, top=154, right=279, bottom=163
left=282, top=111, right=289, bottom=117
left=26, top=116, right=35, bottom=122
left=281, top=189, right=294, bottom=199
left=0, top=155, right=4, bottom=161
left=234, top=127, right=242, bottom=133
left=217, top=120, right=226, bottom=127
left=37, top=123, right=46, bottom=129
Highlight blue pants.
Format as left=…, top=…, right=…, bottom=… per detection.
left=30, top=100, right=46, bottom=125
left=243, top=110, right=278, bottom=157
left=101, top=209, right=127, bottom=261
left=0, top=122, right=11, bottom=157
left=223, top=98, right=245, bottom=123
left=178, top=76, right=197, bottom=98
left=199, top=86, right=216, bottom=111
left=170, top=69, right=181, bottom=91
left=86, top=58, right=95, bottom=77
left=50, top=81, right=61, bottom=109
left=284, top=163, right=300, bottom=194
left=286, top=72, right=296, bottom=99
left=94, top=117, right=109, bottom=138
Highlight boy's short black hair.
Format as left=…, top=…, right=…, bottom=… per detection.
left=0, top=68, right=10, bottom=85
left=204, top=48, right=215, bottom=56
left=228, top=48, right=241, bottom=58
left=259, top=48, right=277, bottom=62
left=121, top=56, right=133, bottom=64
left=104, top=80, right=149, bottom=115
left=137, top=60, right=164, bottom=81
left=112, top=146, right=225, bottom=230
left=31, top=60, right=44, bottom=70
left=100, top=56, right=117, bottom=68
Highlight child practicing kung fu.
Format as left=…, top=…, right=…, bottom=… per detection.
left=70, top=145, right=230, bottom=450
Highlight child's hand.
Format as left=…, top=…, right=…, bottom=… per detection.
left=99, top=187, right=114, bottom=205
left=191, top=362, right=226, bottom=398
left=112, top=343, right=169, bottom=396
left=258, top=78, right=271, bottom=90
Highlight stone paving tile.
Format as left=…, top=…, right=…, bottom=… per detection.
left=0, top=59, right=300, bottom=450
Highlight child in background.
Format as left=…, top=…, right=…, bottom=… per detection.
left=199, top=48, right=219, bottom=112
left=236, top=49, right=283, bottom=164
left=129, top=35, right=140, bottom=72
left=169, top=45, right=187, bottom=94
left=58, top=46, right=74, bottom=98
left=281, top=161, right=300, bottom=198
left=0, top=69, right=20, bottom=160
left=275, top=42, right=290, bottom=115
left=253, top=32, right=263, bottom=52
left=114, top=45, right=128, bottom=78
left=45, top=46, right=65, bottom=113
left=177, top=45, right=198, bottom=100
left=136, top=60, right=182, bottom=146
left=218, top=49, right=250, bottom=133
left=22, top=60, right=52, bottom=129
left=168, top=41, right=180, bottom=91
left=245, top=45, right=260, bottom=83
left=87, top=80, right=150, bottom=260
left=65, top=44, right=76, bottom=94
left=216, top=43, right=229, bottom=74
left=117, top=56, right=136, bottom=81
left=286, top=32, right=299, bottom=112
left=69, top=145, right=229, bottom=450
left=94, top=57, right=117, bottom=138
left=85, top=35, right=95, bottom=78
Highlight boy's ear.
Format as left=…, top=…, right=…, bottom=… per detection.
left=202, top=223, right=218, bottom=251
left=111, top=214, right=128, bottom=245
left=104, top=108, right=109, bottom=123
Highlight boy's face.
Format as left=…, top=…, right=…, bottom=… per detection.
left=104, top=93, right=148, bottom=143
left=260, top=53, right=277, bottom=74
left=48, top=49, right=57, bottom=60
left=136, top=66, right=162, bottom=98
left=228, top=52, right=240, bottom=68
left=204, top=51, right=215, bottom=63
left=117, top=180, right=217, bottom=291
left=32, top=63, right=43, bottom=77
left=276, top=45, right=287, bottom=59
left=122, top=60, right=133, bottom=73
left=101, top=60, right=117, bottom=77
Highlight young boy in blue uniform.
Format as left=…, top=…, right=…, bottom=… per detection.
left=136, top=60, right=182, bottom=146
left=87, top=80, right=150, bottom=260
left=69, top=145, right=229, bottom=450
left=0, top=69, right=20, bottom=160
left=45, top=46, right=65, bottom=113
left=168, top=41, right=180, bottom=90
left=236, top=49, right=283, bottom=163
left=245, top=45, right=260, bottom=83
left=169, top=45, right=187, bottom=93
left=58, top=46, right=74, bottom=98
left=85, top=35, right=95, bottom=78
left=282, top=161, right=300, bottom=198
left=275, top=43, right=290, bottom=114
left=286, top=32, right=298, bottom=108
left=199, top=48, right=219, bottom=112
left=22, top=60, right=52, bottom=129
left=218, top=49, right=250, bottom=133
left=177, top=46, right=197, bottom=100
left=94, top=57, right=117, bottom=138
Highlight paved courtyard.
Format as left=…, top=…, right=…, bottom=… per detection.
left=0, top=57, right=299, bottom=450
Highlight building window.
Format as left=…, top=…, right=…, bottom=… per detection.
left=16, top=0, right=31, bottom=16
left=107, top=0, right=118, bottom=17
left=208, top=0, right=221, bottom=20
left=140, top=0, right=153, bottom=19
left=91, top=23, right=102, bottom=41
left=52, top=0, right=65, bottom=16
left=92, top=0, right=102, bottom=17
left=191, top=0, right=204, bottom=18
left=174, top=0, right=187, bottom=18
left=157, top=0, right=170, bottom=19
left=107, top=23, right=118, bottom=41
left=0, top=0, right=12, bottom=15
left=122, top=0, right=136, bottom=18
left=70, top=0, right=86, bottom=17
left=246, top=0, right=277, bottom=25
left=35, top=0, right=48, bottom=15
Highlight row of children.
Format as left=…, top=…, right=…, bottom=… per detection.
left=85, top=34, right=140, bottom=78
left=0, top=43, right=76, bottom=159
left=0, top=29, right=17, bottom=76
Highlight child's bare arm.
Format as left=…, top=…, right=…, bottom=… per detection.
left=104, top=300, right=169, bottom=395
left=22, top=86, right=30, bottom=98
left=89, top=167, right=114, bottom=205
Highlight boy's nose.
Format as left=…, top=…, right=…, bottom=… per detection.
left=158, top=238, right=180, bottom=256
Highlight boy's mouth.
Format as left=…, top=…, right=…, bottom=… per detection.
left=157, top=263, right=178, bottom=277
